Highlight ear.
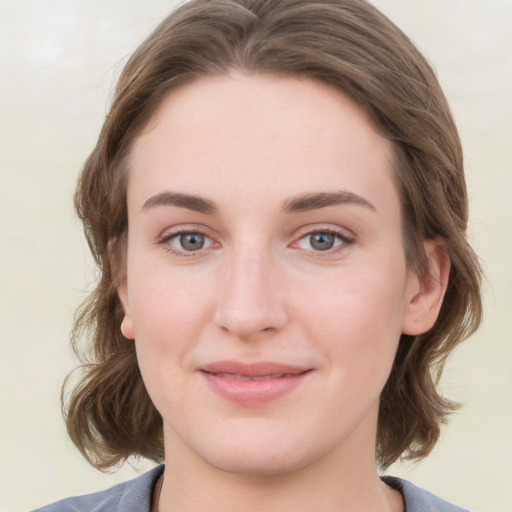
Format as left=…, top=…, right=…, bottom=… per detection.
left=401, top=239, right=450, bottom=336
left=109, top=238, right=135, bottom=340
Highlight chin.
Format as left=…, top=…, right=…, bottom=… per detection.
left=189, top=419, right=324, bottom=477
left=206, top=447, right=307, bottom=477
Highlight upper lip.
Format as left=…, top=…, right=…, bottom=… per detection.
left=198, top=360, right=311, bottom=377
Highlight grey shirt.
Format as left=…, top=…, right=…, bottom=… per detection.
left=32, top=465, right=470, bottom=512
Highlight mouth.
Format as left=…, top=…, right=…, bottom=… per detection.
left=204, top=372, right=306, bottom=380
left=197, top=361, right=313, bottom=406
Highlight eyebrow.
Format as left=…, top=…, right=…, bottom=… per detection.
left=141, top=190, right=375, bottom=215
left=283, top=191, right=376, bottom=213
left=142, top=191, right=217, bottom=214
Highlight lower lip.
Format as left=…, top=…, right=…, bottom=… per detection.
left=200, top=371, right=311, bottom=406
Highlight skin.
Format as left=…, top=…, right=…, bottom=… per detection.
left=118, top=74, right=449, bottom=512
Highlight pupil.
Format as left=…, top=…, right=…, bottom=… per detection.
left=180, top=233, right=204, bottom=251
left=310, top=233, right=334, bottom=251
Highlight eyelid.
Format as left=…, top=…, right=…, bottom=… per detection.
left=292, top=223, right=355, bottom=240
left=156, top=222, right=216, bottom=240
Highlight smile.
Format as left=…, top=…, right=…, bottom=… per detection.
left=198, top=361, right=313, bottom=406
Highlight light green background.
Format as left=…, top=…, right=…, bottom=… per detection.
left=0, top=1, right=511, bottom=511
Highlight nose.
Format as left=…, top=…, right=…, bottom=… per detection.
left=213, top=246, right=289, bottom=340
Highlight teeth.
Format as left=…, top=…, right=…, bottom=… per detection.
left=214, top=372, right=292, bottom=380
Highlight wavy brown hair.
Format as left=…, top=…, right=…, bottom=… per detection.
left=64, top=0, right=482, bottom=470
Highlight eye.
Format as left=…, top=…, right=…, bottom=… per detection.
left=295, top=230, right=352, bottom=252
left=160, top=230, right=214, bottom=254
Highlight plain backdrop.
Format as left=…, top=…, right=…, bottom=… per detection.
left=0, top=1, right=511, bottom=511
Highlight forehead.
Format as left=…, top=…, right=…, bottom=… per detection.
left=128, top=73, right=399, bottom=220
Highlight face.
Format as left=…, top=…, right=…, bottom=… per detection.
left=119, top=74, right=427, bottom=476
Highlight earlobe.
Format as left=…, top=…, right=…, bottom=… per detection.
left=402, top=239, right=450, bottom=336
left=118, top=279, right=135, bottom=340
left=117, top=277, right=134, bottom=340
left=109, top=237, right=135, bottom=340
left=120, top=313, right=135, bottom=340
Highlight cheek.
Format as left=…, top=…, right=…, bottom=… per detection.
left=126, top=261, right=213, bottom=363
left=128, top=267, right=211, bottom=412
left=292, top=260, right=407, bottom=371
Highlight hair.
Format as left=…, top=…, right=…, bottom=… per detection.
left=65, top=0, right=482, bottom=471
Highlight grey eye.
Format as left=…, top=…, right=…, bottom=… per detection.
left=178, top=233, right=205, bottom=251
left=309, top=233, right=335, bottom=251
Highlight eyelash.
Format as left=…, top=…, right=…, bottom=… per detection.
left=157, top=227, right=355, bottom=257
left=157, top=228, right=215, bottom=257
left=293, top=228, right=355, bottom=255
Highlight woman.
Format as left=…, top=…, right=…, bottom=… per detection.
left=34, top=0, right=482, bottom=510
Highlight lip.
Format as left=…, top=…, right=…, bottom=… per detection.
left=197, top=360, right=313, bottom=406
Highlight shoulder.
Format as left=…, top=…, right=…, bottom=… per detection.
left=382, top=477, right=470, bottom=512
left=31, top=465, right=164, bottom=512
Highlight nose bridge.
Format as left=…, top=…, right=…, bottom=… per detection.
left=214, top=240, right=288, bottom=338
